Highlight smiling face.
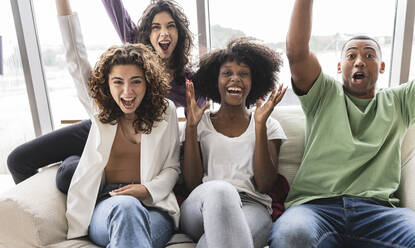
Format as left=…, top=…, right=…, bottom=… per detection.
left=108, top=64, right=147, bottom=118
left=218, top=61, right=252, bottom=106
left=149, top=11, right=178, bottom=60
left=338, top=39, right=385, bottom=99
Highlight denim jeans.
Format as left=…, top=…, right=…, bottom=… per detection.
left=89, top=194, right=174, bottom=248
left=268, top=196, right=415, bottom=248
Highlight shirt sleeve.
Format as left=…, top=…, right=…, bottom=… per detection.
left=142, top=101, right=180, bottom=204
left=295, top=71, right=339, bottom=117
left=58, top=14, right=95, bottom=116
left=393, top=79, right=415, bottom=126
left=266, top=117, right=287, bottom=141
left=101, top=0, right=137, bottom=43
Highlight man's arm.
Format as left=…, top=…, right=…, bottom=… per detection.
left=287, top=0, right=321, bottom=93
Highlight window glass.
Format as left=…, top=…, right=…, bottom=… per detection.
left=0, top=1, right=35, bottom=175
left=209, top=0, right=396, bottom=105
left=409, top=26, right=415, bottom=81
left=33, top=1, right=150, bottom=129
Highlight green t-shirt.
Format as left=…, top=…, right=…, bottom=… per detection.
left=285, top=72, right=415, bottom=208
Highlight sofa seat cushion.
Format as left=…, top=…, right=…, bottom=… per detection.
left=0, top=166, right=67, bottom=248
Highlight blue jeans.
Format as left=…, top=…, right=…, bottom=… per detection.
left=268, top=196, right=415, bottom=248
left=89, top=195, right=174, bottom=248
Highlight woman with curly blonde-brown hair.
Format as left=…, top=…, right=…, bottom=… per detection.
left=55, top=2, right=181, bottom=247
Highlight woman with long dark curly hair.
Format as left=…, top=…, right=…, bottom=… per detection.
left=181, top=38, right=287, bottom=248
left=102, top=0, right=204, bottom=107
left=54, top=2, right=180, bottom=247
left=7, top=0, right=204, bottom=196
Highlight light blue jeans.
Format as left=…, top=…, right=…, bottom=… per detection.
left=180, top=180, right=272, bottom=248
left=88, top=195, right=173, bottom=248
left=268, top=196, right=415, bottom=248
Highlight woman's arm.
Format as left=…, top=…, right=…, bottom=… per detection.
left=141, top=102, right=180, bottom=204
left=101, top=0, right=137, bottom=43
left=56, top=0, right=95, bottom=115
left=253, top=86, right=287, bottom=193
left=183, top=80, right=209, bottom=191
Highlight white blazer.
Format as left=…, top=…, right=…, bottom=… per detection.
left=58, top=14, right=180, bottom=239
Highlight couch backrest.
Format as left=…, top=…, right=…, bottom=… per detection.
left=272, top=105, right=415, bottom=186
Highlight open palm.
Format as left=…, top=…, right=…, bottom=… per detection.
left=186, top=79, right=209, bottom=127
left=254, top=84, right=287, bottom=125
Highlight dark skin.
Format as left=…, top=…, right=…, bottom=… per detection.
left=183, top=61, right=287, bottom=192
left=287, top=0, right=385, bottom=99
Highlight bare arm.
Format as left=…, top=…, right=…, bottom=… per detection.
left=183, top=80, right=209, bottom=191
left=253, top=86, right=286, bottom=193
left=253, top=128, right=281, bottom=193
left=56, top=0, right=72, bottom=16
left=287, top=0, right=321, bottom=92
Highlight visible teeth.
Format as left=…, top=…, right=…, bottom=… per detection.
left=121, top=98, right=135, bottom=107
left=227, top=87, right=242, bottom=93
left=353, top=73, right=364, bottom=79
left=159, top=41, right=170, bottom=50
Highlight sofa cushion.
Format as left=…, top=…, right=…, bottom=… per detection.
left=272, top=106, right=305, bottom=184
left=0, top=166, right=68, bottom=247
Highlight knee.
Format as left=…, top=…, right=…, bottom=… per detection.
left=110, top=195, right=147, bottom=219
left=203, top=180, right=239, bottom=203
left=56, top=156, right=79, bottom=193
left=7, top=145, right=25, bottom=172
left=269, top=207, right=317, bottom=248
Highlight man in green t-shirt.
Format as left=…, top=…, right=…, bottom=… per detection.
left=268, top=0, right=415, bottom=247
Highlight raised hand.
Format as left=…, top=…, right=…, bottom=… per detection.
left=186, top=79, right=209, bottom=127
left=254, top=83, right=287, bottom=126
left=109, top=184, right=151, bottom=201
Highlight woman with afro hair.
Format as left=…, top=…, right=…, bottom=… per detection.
left=180, top=38, right=287, bottom=248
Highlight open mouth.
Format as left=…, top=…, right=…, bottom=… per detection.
left=121, top=97, right=136, bottom=109
left=352, top=72, right=366, bottom=84
left=159, top=41, right=171, bottom=52
left=226, top=86, right=242, bottom=95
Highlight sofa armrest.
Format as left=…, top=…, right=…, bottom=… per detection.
left=398, top=125, right=415, bottom=210
left=0, top=166, right=68, bottom=248
left=398, top=155, right=415, bottom=210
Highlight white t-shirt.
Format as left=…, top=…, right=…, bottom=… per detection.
left=183, top=110, right=287, bottom=212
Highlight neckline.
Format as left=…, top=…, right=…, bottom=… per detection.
left=206, top=111, right=253, bottom=139
left=118, top=124, right=140, bottom=146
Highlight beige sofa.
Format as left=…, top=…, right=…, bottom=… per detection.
left=1, top=105, right=415, bottom=248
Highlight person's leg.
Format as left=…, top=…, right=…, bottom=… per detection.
left=180, top=180, right=254, bottom=248
left=7, top=120, right=91, bottom=184
left=147, top=207, right=174, bottom=248
left=89, top=195, right=173, bottom=248
left=55, top=155, right=80, bottom=194
left=240, top=194, right=272, bottom=248
left=344, top=196, right=415, bottom=248
left=268, top=198, right=346, bottom=248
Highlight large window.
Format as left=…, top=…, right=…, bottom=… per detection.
left=33, top=1, right=150, bottom=129
left=410, top=25, right=415, bottom=81
left=0, top=1, right=35, bottom=174
left=33, top=0, right=198, bottom=126
left=209, top=0, right=396, bottom=105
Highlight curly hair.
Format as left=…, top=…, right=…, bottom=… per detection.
left=136, top=0, right=193, bottom=83
left=193, top=38, right=283, bottom=107
left=89, top=43, right=170, bottom=134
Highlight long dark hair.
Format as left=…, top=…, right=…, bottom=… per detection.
left=136, top=0, right=193, bottom=82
